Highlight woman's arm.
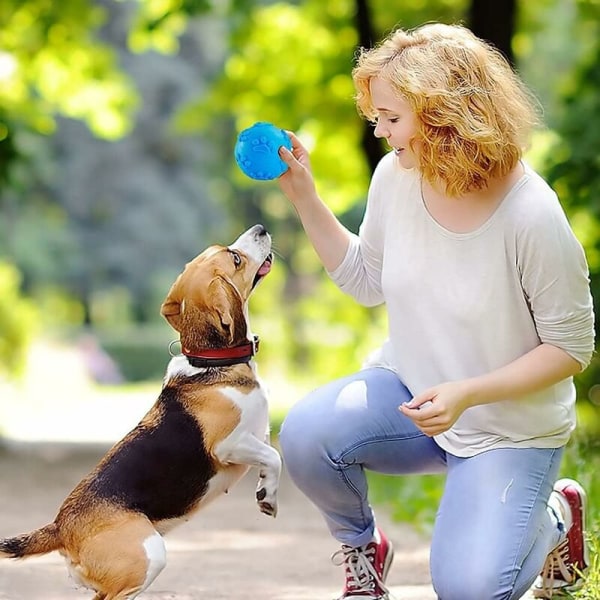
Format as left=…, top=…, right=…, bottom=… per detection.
left=401, top=343, right=582, bottom=437
left=278, top=133, right=352, bottom=272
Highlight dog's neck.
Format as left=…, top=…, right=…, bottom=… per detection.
left=181, top=335, right=259, bottom=368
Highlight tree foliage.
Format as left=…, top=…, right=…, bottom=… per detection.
left=0, top=0, right=138, bottom=142
left=173, top=0, right=472, bottom=374
left=1, top=0, right=599, bottom=385
left=1, top=0, right=228, bottom=333
left=542, top=0, right=600, bottom=399
left=0, top=263, right=38, bottom=377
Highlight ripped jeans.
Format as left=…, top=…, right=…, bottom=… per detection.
left=279, top=367, right=565, bottom=600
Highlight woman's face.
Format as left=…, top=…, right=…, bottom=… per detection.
left=369, top=77, right=420, bottom=170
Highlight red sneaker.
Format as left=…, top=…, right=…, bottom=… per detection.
left=533, top=478, right=589, bottom=598
left=332, top=527, right=394, bottom=599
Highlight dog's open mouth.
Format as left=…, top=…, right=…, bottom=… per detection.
left=253, top=253, right=273, bottom=287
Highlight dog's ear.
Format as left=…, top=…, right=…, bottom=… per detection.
left=209, top=276, right=245, bottom=344
left=160, top=275, right=184, bottom=331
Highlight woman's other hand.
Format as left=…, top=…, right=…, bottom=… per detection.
left=399, top=380, right=474, bottom=436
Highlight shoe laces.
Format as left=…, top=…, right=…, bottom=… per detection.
left=332, top=544, right=390, bottom=599
left=539, top=539, right=576, bottom=595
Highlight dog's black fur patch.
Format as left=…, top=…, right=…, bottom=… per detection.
left=82, top=388, right=215, bottom=521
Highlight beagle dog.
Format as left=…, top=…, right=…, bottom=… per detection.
left=0, top=224, right=281, bottom=600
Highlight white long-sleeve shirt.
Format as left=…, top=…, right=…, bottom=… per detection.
left=330, top=151, right=595, bottom=457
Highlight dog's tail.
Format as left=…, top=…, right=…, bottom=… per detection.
left=0, top=523, right=61, bottom=559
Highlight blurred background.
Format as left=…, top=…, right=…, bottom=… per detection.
left=0, top=0, right=599, bottom=572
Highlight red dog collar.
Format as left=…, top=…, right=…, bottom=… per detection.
left=182, top=335, right=259, bottom=368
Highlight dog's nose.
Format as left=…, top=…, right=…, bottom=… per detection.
left=254, top=224, right=268, bottom=237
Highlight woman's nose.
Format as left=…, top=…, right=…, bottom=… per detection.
left=373, top=121, right=387, bottom=139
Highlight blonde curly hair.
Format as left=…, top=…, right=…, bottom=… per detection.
left=352, top=23, right=541, bottom=197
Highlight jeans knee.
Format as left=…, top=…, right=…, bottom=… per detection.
left=279, top=400, right=327, bottom=474
left=279, top=410, right=302, bottom=470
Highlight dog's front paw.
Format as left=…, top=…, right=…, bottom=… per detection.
left=256, top=485, right=278, bottom=518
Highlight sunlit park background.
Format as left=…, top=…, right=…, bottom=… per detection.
left=1, top=0, right=600, bottom=593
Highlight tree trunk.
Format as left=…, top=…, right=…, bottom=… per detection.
left=468, top=0, right=517, bottom=65
left=353, top=0, right=385, bottom=175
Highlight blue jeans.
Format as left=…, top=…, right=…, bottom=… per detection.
left=279, top=368, right=564, bottom=600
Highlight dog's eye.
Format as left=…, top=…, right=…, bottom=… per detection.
left=230, top=251, right=242, bottom=267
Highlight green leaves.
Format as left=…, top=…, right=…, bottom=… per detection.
left=177, top=2, right=369, bottom=212
left=0, top=262, right=38, bottom=377
left=0, top=0, right=138, bottom=139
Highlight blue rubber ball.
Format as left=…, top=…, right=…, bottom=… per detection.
left=234, top=122, right=292, bottom=180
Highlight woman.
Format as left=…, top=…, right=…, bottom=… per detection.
left=276, top=23, right=594, bottom=600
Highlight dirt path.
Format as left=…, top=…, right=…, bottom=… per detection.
left=0, top=441, right=436, bottom=600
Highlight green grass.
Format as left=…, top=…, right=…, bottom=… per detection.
left=563, top=431, right=600, bottom=598
left=572, top=529, right=600, bottom=599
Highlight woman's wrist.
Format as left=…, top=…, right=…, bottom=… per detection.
left=460, top=374, right=505, bottom=408
left=460, top=377, right=483, bottom=409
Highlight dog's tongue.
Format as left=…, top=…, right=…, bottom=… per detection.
left=258, top=258, right=272, bottom=276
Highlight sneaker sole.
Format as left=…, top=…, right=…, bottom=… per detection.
left=383, top=542, right=394, bottom=579
left=532, top=578, right=585, bottom=599
left=532, top=576, right=586, bottom=596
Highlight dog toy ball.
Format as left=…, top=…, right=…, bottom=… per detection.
left=234, top=122, right=292, bottom=180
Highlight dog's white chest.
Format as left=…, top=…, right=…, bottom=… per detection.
left=220, top=384, right=270, bottom=436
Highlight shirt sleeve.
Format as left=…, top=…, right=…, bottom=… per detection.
left=517, top=190, right=595, bottom=369
left=328, top=153, right=394, bottom=307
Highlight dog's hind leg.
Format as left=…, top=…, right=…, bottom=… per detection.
left=79, top=519, right=166, bottom=600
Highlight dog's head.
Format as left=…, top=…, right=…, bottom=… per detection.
left=161, top=224, right=272, bottom=351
